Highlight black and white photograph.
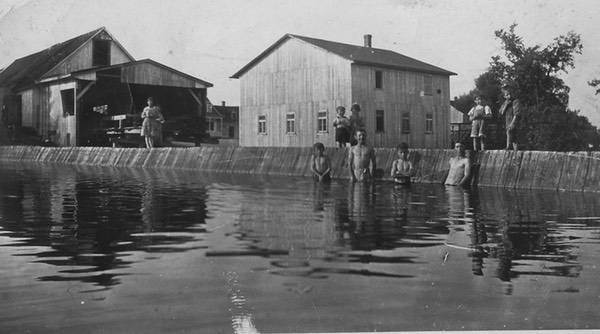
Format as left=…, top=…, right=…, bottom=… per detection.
left=1, top=1, right=599, bottom=333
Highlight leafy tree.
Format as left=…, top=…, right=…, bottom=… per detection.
left=589, top=79, right=600, bottom=95
left=490, top=23, right=582, bottom=108
left=469, top=23, right=599, bottom=151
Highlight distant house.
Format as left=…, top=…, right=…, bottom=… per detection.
left=205, top=100, right=239, bottom=140
left=0, top=27, right=212, bottom=147
left=231, top=34, right=456, bottom=148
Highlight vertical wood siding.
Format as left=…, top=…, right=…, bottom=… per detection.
left=351, top=65, right=451, bottom=149
left=239, top=38, right=352, bottom=147
left=47, top=39, right=132, bottom=77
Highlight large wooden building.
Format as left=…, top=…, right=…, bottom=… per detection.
left=0, top=27, right=212, bottom=147
left=231, top=34, right=456, bottom=148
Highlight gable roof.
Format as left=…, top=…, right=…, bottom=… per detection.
left=213, top=105, right=239, bottom=122
left=231, top=34, right=456, bottom=78
left=0, top=27, right=134, bottom=90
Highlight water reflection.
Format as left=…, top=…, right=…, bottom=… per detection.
left=0, top=163, right=208, bottom=290
left=2, top=162, right=600, bottom=331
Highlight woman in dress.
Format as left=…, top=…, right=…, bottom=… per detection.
left=140, top=97, right=164, bottom=148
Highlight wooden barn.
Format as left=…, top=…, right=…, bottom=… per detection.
left=231, top=34, right=456, bottom=148
left=0, top=27, right=212, bottom=147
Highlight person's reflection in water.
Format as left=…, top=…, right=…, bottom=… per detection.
left=392, top=183, right=410, bottom=220
left=445, top=185, right=487, bottom=276
left=346, top=182, right=377, bottom=249
left=311, top=177, right=331, bottom=212
left=140, top=169, right=158, bottom=233
left=466, top=187, right=487, bottom=276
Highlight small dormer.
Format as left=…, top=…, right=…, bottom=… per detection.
left=92, top=32, right=112, bottom=67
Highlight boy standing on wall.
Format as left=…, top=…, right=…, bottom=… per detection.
left=311, top=142, right=332, bottom=182
left=468, top=96, right=492, bottom=151
left=333, top=106, right=350, bottom=148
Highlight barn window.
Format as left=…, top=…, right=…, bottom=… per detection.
left=258, top=115, right=266, bottom=134
left=61, top=89, right=75, bottom=116
left=401, top=112, right=411, bottom=134
left=375, top=71, right=383, bottom=89
left=286, top=113, right=296, bottom=134
left=424, top=75, right=433, bottom=96
left=425, top=113, right=434, bottom=134
left=317, top=110, right=328, bottom=133
left=375, top=110, right=385, bottom=132
left=92, top=39, right=111, bottom=66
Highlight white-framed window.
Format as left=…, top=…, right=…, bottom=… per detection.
left=258, top=115, right=266, bottom=134
left=286, top=112, right=295, bottom=134
left=425, top=113, right=433, bottom=134
left=317, top=110, right=328, bottom=133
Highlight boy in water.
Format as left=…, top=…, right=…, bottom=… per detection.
left=348, top=129, right=377, bottom=183
left=311, top=142, right=332, bottom=182
left=333, top=106, right=350, bottom=147
left=444, top=142, right=471, bottom=187
left=391, top=142, right=414, bottom=185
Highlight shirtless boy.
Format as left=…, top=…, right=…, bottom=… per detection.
left=444, top=142, right=471, bottom=187
left=348, top=129, right=377, bottom=183
left=391, top=142, right=413, bottom=185
left=311, top=142, right=332, bottom=182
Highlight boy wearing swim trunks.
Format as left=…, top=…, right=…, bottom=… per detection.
left=348, top=129, right=376, bottom=183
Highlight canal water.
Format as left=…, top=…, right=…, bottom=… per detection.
left=1, top=162, right=599, bottom=333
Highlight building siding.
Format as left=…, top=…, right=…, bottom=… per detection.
left=351, top=65, right=451, bottom=149
left=47, top=39, right=132, bottom=78
left=239, top=38, right=352, bottom=147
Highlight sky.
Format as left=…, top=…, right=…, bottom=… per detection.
left=1, top=0, right=599, bottom=125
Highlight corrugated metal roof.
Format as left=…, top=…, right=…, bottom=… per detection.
left=231, top=34, right=456, bottom=78
left=0, top=27, right=127, bottom=90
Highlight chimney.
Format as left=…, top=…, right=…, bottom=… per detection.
left=364, top=34, right=372, bottom=48
left=222, top=101, right=226, bottom=106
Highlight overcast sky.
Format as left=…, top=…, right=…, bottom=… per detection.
left=1, top=0, right=599, bottom=125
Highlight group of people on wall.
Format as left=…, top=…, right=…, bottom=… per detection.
left=468, top=83, right=521, bottom=152
left=311, top=83, right=520, bottom=187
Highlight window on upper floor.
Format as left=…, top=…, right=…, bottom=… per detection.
left=424, top=75, right=433, bottom=96
left=231, top=112, right=237, bottom=121
left=93, top=39, right=111, bottom=66
left=375, top=70, right=383, bottom=89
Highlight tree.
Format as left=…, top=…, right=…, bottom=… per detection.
left=589, top=79, right=600, bottom=95
left=476, top=23, right=597, bottom=151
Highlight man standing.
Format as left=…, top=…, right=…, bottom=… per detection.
left=499, top=84, right=521, bottom=152
left=348, top=129, right=377, bottom=183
